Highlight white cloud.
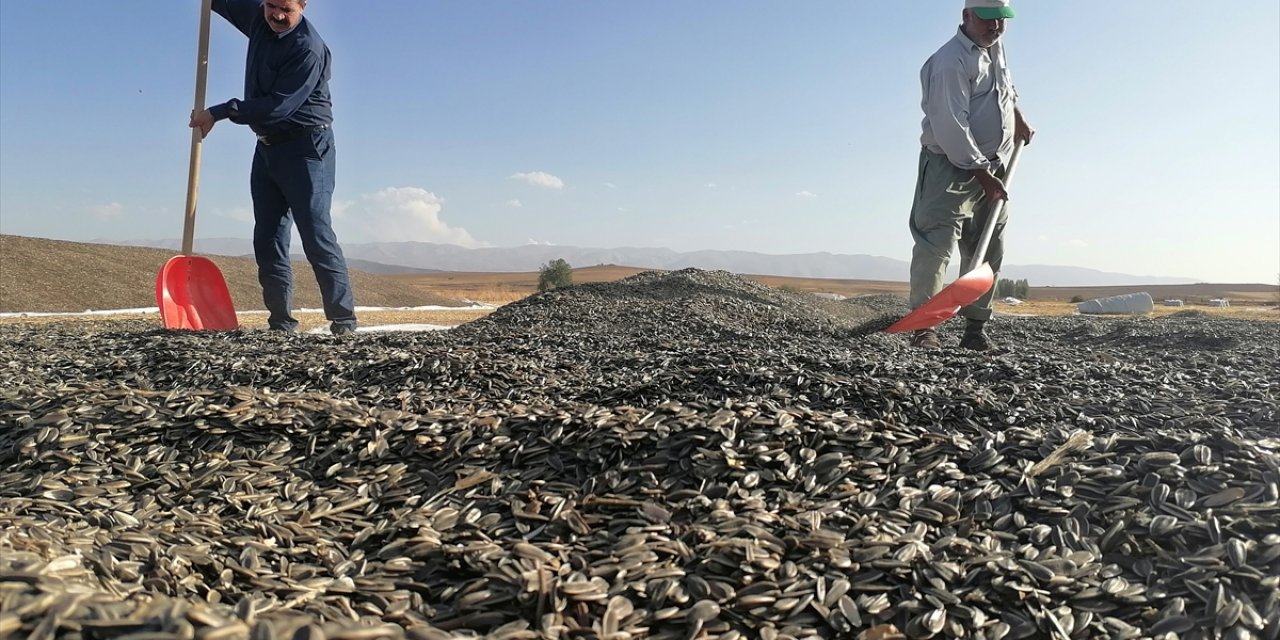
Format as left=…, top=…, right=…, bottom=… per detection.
left=510, top=171, right=565, bottom=190
left=605, top=182, right=617, bottom=189
left=506, top=199, right=523, bottom=208
left=340, top=187, right=481, bottom=247
left=526, top=238, right=552, bottom=245
left=705, top=183, right=718, bottom=189
left=795, top=190, right=818, bottom=199
left=88, top=202, right=125, bottom=219
left=1064, top=239, right=1089, bottom=248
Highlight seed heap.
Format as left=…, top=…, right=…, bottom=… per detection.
left=2, top=269, right=1277, bottom=640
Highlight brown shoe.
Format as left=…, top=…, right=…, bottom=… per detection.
left=910, top=329, right=941, bottom=351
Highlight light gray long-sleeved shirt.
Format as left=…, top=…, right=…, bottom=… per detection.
left=919, top=27, right=1018, bottom=171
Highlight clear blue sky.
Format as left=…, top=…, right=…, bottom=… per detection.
left=2, top=1, right=1277, bottom=284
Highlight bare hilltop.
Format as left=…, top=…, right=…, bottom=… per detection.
left=2, top=234, right=1275, bottom=317
left=0, top=235, right=463, bottom=313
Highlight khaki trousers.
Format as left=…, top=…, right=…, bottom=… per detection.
left=907, top=148, right=1010, bottom=323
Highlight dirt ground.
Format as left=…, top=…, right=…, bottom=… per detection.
left=4, top=296, right=1275, bottom=334
left=0, top=308, right=498, bottom=333
left=993, top=299, right=1279, bottom=322
left=3, top=236, right=1276, bottom=327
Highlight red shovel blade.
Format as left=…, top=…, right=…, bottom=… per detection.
left=885, top=263, right=995, bottom=333
left=155, top=256, right=239, bottom=330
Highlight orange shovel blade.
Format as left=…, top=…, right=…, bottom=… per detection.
left=885, top=263, right=995, bottom=333
left=155, top=256, right=239, bottom=330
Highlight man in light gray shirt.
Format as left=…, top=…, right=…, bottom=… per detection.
left=907, top=0, right=1035, bottom=351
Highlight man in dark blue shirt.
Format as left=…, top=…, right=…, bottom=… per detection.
left=190, top=0, right=357, bottom=336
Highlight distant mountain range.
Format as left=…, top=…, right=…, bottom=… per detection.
left=102, top=237, right=1202, bottom=287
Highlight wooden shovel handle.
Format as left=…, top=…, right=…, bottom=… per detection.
left=182, top=0, right=214, bottom=257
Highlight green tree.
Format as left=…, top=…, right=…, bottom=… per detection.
left=537, top=258, right=573, bottom=292
left=993, top=278, right=1031, bottom=299
left=996, top=278, right=1031, bottom=298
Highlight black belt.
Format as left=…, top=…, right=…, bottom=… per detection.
left=257, top=124, right=329, bottom=146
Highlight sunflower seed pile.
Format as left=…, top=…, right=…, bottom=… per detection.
left=2, top=268, right=1277, bottom=640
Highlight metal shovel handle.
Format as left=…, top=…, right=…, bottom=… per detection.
left=965, top=141, right=1025, bottom=272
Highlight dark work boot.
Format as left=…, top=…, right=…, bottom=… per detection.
left=959, top=320, right=992, bottom=351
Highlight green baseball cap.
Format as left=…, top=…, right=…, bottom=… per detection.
left=966, top=0, right=1015, bottom=19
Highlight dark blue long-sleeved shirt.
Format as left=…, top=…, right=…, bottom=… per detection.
left=207, top=0, right=333, bottom=136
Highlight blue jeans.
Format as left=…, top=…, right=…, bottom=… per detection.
left=250, top=127, right=356, bottom=333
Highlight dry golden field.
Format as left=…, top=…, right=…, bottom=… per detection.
left=2, top=235, right=1276, bottom=329
left=386, top=266, right=1279, bottom=323
left=239, top=268, right=1280, bottom=330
